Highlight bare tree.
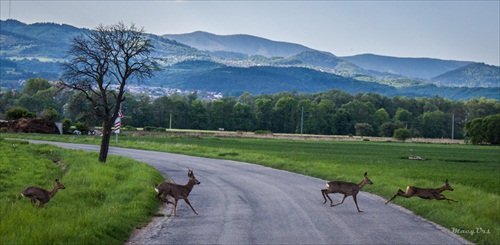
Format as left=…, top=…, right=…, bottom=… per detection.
left=62, top=22, right=160, bottom=162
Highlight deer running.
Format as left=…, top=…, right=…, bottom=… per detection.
left=385, top=179, right=457, bottom=204
left=21, top=179, right=66, bottom=208
left=321, top=172, right=373, bottom=212
left=155, top=168, right=201, bottom=216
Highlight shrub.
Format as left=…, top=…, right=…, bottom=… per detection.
left=62, top=118, right=72, bottom=133
left=5, top=107, right=36, bottom=120
left=75, top=121, right=90, bottom=135
left=143, top=126, right=166, bottom=132
left=393, top=128, right=411, bottom=141
left=254, top=130, right=273, bottom=135
left=40, top=108, right=59, bottom=122
left=355, top=123, right=374, bottom=137
left=465, top=114, right=500, bottom=145
left=123, top=125, right=137, bottom=131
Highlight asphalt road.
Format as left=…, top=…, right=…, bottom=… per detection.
left=25, top=140, right=468, bottom=244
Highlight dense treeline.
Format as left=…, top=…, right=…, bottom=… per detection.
left=1, top=78, right=500, bottom=141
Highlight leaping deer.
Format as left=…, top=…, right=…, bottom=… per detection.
left=21, top=179, right=66, bottom=208
left=321, top=172, right=373, bottom=212
left=385, top=179, right=457, bottom=204
left=155, top=168, right=201, bottom=216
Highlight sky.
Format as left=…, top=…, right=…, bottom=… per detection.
left=1, top=0, right=499, bottom=66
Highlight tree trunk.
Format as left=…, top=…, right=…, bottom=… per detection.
left=99, top=122, right=113, bottom=162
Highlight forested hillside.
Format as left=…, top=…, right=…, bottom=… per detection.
left=431, top=63, right=500, bottom=87
left=2, top=78, right=499, bottom=141
left=340, top=54, right=473, bottom=80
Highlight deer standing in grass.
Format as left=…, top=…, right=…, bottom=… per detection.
left=385, top=179, right=457, bottom=204
left=321, top=172, right=373, bottom=212
left=21, top=179, right=65, bottom=208
left=155, top=169, right=201, bottom=216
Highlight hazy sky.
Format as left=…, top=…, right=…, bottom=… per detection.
left=1, top=1, right=499, bottom=66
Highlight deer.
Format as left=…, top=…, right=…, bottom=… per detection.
left=155, top=168, right=201, bottom=216
left=385, top=179, right=457, bottom=204
left=321, top=172, right=373, bottom=212
left=21, top=179, right=66, bottom=208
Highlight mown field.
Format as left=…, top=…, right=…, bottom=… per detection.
left=0, top=138, right=164, bottom=244
left=2, top=131, right=499, bottom=244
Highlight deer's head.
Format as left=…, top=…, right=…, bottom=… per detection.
left=55, top=179, right=66, bottom=189
left=444, top=179, right=453, bottom=191
left=363, top=172, right=373, bottom=185
left=188, top=169, right=201, bottom=185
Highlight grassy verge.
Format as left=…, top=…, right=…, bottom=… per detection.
left=0, top=137, right=164, bottom=244
left=2, top=132, right=499, bottom=244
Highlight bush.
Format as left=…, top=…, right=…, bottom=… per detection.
left=465, top=114, right=500, bottom=145
left=5, top=107, right=36, bottom=120
left=393, top=128, right=411, bottom=141
left=62, top=118, right=72, bottom=133
left=74, top=121, right=90, bottom=135
left=254, top=130, right=273, bottom=135
left=40, top=108, right=59, bottom=122
left=143, top=126, right=166, bottom=132
left=123, top=125, right=137, bottom=131
left=380, top=121, right=403, bottom=137
left=355, top=123, right=374, bottom=137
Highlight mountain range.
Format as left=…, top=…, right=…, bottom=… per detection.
left=1, top=19, right=499, bottom=100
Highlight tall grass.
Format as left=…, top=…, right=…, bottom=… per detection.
left=2, top=132, right=499, bottom=244
left=0, top=138, right=164, bottom=244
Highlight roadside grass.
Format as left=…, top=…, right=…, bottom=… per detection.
left=0, top=138, right=164, bottom=244
left=2, top=132, right=499, bottom=244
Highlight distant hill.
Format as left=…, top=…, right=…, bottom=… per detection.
left=0, top=19, right=84, bottom=58
left=1, top=19, right=498, bottom=101
left=431, top=63, right=500, bottom=88
left=340, top=53, right=473, bottom=80
left=148, top=60, right=397, bottom=95
left=148, top=60, right=499, bottom=100
left=164, top=31, right=313, bottom=58
left=164, top=32, right=498, bottom=89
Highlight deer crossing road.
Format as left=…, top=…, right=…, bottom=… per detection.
left=26, top=140, right=468, bottom=244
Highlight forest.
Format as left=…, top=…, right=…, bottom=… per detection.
left=1, top=77, right=499, bottom=141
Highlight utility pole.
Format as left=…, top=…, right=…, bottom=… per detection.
left=300, top=106, right=304, bottom=135
left=169, top=112, right=172, bottom=129
left=451, top=113, right=455, bottom=139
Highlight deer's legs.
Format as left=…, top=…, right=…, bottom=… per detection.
left=155, top=192, right=162, bottom=201
left=29, top=197, right=37, bottom=207
left=157, top=194, right=174, bottom=205
left=331, top=194, right=348, bottom=207
left=435, top=194, right=458, bottom=204
left=172, top=199, right=178, bottom=216
left=352, top=194, right=362, bottom=212
left=385, top=189, right=408, bottom=204
left=163, top=198, right=174, bottom=205
left=183, top=198, right=199, bottom=215
left=321, top=189, right=334, bottom=205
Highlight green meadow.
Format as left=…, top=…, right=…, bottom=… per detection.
left=2, top=132, right=499, bottom=244
left=0, top=138, right=164, bottom=244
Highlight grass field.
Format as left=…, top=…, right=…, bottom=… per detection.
left=0, top=138, right=164, bottom=244
left=2, top=131, right=499, bottom=244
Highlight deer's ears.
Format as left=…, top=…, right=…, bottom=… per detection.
left=188, top=168, right=193, bottom=176
left=55, top=179, right=59, bottom=182
left=364, top=172, right=368, bottom=177
left=445, top=179, right=449, bottom=183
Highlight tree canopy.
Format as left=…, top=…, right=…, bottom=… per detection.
left=61, top=22, right=160, bottom=162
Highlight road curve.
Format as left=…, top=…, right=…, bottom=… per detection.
left=24, top=140, right=468, bottom=244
